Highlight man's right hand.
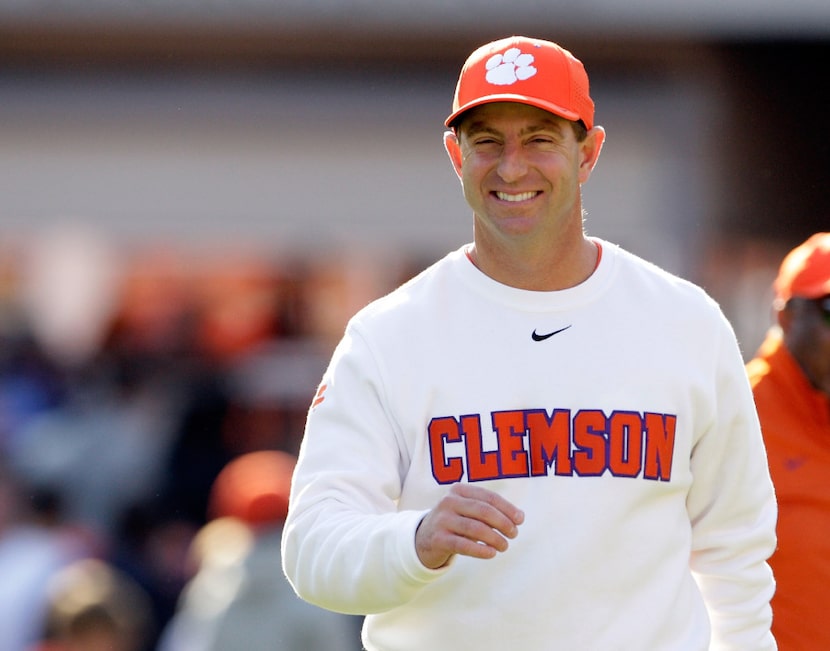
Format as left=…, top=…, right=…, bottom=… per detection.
left=414, top=483, right=524, bottom=569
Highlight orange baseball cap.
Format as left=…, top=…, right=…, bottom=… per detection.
left=445, top=36, right=595, bottom=130
left=773, top=232, right=830, bottom=303
left=208, top=450, right=296, bottom=526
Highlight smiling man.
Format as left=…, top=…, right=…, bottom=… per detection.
left=281, top=36, right=777, bottom=651
left=444, top=102, right=603, bottom=290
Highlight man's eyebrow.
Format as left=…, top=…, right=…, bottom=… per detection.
left=463, top=120, right=566, bottom=138
left=521, top=121, right=567, bottom=136
left=463, top=122, right=498, bottom=137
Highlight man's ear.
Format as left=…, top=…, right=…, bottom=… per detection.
left=578, top=126, right=605, bottom=184
left=775, top=301, right=793, bottom=333
left=443, top=130, right=463, bottom=180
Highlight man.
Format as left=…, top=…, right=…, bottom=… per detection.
left=158, top=451, right=360, bottom=651
left=746, top=232, right=830, bottom=650
left=282, top=36, right=777, bottom=650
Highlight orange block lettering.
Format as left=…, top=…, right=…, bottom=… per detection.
left=492, top=411, right=529, bottom=478
left=573, top=410, right=607, bottom=476
left=527, top=409, right=573, bottom=476
left=643, top=412, right=676, bottom=481
left=608, top=411, right=644, bottom=478
left=428, top=416, right=464, bottom=484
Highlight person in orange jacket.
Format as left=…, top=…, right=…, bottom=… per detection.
left=746, top=232, right=830, bottom=650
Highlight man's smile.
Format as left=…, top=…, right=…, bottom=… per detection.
left=494, top=190, right=540, bottom=202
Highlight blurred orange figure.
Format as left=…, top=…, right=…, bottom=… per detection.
left=746, top=232, right=830, bottom=650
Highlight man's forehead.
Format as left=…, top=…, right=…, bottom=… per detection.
left=459, top=102, right=569, bottom=134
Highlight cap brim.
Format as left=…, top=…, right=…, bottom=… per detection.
left=792, top=280, right=830, bottom=299
left=445, top=94, right=582, bottom=128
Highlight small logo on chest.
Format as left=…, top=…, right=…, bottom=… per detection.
left=531, top=325, right=571, bottom=341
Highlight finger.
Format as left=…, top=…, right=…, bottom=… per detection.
left=449, top=483, right=524, bottom=536
left=416, top=509, right=506, bottom=568
left=415, top=485, right=524, bottom=568
left=451, top=513, right=513, bottom=552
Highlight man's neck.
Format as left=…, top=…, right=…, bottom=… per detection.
left=468, top=234, right=600, bottom=291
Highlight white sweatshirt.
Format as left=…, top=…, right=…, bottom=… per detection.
left=282, top=241, right=777, bottom=651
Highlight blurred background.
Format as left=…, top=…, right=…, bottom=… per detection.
left=0, top=2, right=827, bottom=650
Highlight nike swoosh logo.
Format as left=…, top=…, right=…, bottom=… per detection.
left=531, top=325, right=572, bottom=341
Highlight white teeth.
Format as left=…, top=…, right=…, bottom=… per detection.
left=496, top=191, right=536, bottom=202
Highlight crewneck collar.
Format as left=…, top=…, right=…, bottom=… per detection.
left=453, top=238, right=616, bottom=312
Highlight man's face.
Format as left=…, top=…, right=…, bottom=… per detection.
left=782, top=295, right=830, bottom=396
left=449, top=102, right=601, bottom=250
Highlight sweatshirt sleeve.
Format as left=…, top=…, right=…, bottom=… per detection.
left=686, top=312, right=777, bottom=650
left=281, top=323, right=448, bottom=615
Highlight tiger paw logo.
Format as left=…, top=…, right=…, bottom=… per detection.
left=485, top=47, right=537, bottom=86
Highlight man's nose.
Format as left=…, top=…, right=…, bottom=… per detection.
left=496, top=142, right=528, bottom=183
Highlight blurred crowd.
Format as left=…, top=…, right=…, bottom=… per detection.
left=0, top=227, right=408, bottom=651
